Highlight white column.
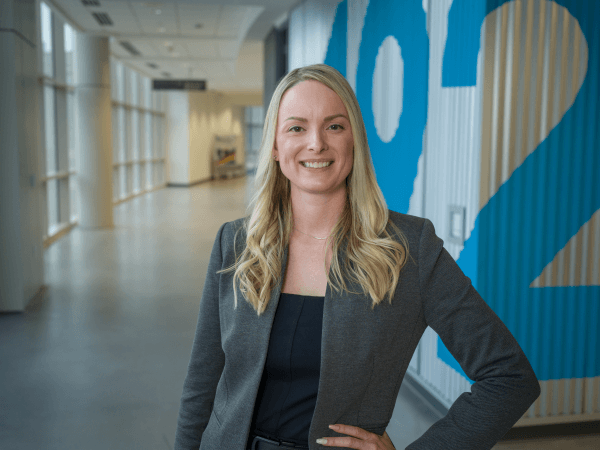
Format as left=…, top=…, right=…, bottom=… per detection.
left=0, top=0, right=25, bottom=311
left=76, top=34, right=114, bottom=228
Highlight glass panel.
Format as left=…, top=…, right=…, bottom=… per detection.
left=253, top=106, right=264, bottom=124
left=113, top=167, right=119, bottom=203
left=40, top=2, right=53, bottom=77
left=144, top=78, right=151, bottom=109
left=70, top=173, right=78, bottom=222
left=55, top=89, right=69, bottom=172
left=113, top=61, right=124, bottom=102
left=127, top=164, right=133, bottom=196
left=112, top=108, right=120, bottom=164
left=146, top=161, right=152, bottom=190
left=67, top=92, right=77, bottom=171
left=132, top=108, right=140, bottom=193
left=153, top=116, right=160, bottom=159
left=119, top=165, right=127, bottom=199
left=158, top=117, right=164, bottom=157
left=145, top=113, right=152, bottom=159
left=44, top=86, right=57, bottom=173
left=125, top=108, right=131, bottom=163
left=252, top=125, right=262, bottom=150
left=64, top=23, right=74, bottom=84
left=58, top=177, right=70, bottom=224
left=131, top=109, right=139, bottom=161
left=133, top=163, right=140, bottom=193
left=119, top=107, right=126, bottom=162
left=129, top=70, right=139, bottom=106
left=46, top=178, right=59, bottom=235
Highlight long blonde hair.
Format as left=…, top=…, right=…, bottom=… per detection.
left=217, top=64, right=414, bottom=316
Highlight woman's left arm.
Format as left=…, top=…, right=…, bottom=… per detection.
left=407, top=218, right=541, bottom=450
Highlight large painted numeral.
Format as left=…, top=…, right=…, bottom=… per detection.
left=443, top=0, right=600, bottom=381
left=354, top=0, right=429, bottom=215
left=324, top=0, right=347, bottom=76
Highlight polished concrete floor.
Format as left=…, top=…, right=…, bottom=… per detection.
left=1, top=175, right=598, bottom=449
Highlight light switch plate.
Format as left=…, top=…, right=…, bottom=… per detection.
left=448, top=205, right=466, bottom=245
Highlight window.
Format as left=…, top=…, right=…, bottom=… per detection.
left=244, top=106, right=264, bottom=174
left=39, top=1, right=168, bottom=245
left=111, top=59, right=167, bottom=203
left=40, top=2, right=75, bottom=241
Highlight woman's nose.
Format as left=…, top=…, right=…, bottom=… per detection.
left=307, top=128, right=327, bottom=151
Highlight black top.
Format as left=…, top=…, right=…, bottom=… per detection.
left=248, top=292, right=324, bottom=446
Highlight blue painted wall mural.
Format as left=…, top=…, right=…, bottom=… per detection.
left=323, top=0, right=600, bottom=384
left=443, top=0, right=600, bottom=382
left=324, top=0, right=347, bottom=76
left=354, top=0, right=429, bottom=216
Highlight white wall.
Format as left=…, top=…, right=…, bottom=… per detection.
left=171, top=91, right=257, bottom=186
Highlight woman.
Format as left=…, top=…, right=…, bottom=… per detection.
left=174, top=64, right=540, bottom=450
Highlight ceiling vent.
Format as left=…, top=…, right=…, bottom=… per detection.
left=147, top=63, right=158, bottom=69
left=91, top=12, right=113, bottom=26
left=119, top=41, right=141, bottom=56
left=82, top=0, right=100, bottom=6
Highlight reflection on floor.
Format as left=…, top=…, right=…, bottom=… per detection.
left=0, top=175, right=598, bottom=449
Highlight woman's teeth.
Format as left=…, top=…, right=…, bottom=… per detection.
left=301, top=161, right=333, bottom=168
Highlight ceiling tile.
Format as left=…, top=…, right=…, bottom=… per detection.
left=184, top=40, right=219, bottom=59
left=130, top=2, right=178, bottom=34
left=177, top=4, right=220, bottom=37
left=216, top=6, right=248, bottom=38
left=122, top=40, right=158, bottom=56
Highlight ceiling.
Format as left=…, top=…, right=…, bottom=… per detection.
left=47, top=0, right=298, bottom=91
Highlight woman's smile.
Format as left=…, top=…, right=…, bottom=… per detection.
left=300, top=161, right=334, bottom=170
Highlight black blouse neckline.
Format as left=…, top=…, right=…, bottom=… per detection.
left=281, top=292, right=325, bottom=298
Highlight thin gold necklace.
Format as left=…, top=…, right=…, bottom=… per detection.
left=293, top=224, right=331, bottom=240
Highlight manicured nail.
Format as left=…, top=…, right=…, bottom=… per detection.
left=316, top=438, right=328, bottom=444
left=329, top=424, right=336, bottom=429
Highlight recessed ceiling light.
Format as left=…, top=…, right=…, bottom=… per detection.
left=155, top=9, right=161, bottom=15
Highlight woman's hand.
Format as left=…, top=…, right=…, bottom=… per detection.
left=316, top=424, right=396, bottom=449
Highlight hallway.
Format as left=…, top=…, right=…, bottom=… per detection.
left=0, top=176, right=597, bottom=449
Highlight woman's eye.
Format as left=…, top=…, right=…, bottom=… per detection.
left=288, top=126, right=303, bottom=132
left=329, top=124, right=344, bottom=130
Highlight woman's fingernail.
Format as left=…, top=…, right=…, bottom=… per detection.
left=316, top=438, right=328, bottom=445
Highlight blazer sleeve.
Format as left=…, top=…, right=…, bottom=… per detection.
left=174, top=221, right=227, bottom=450
left=406, top=218, right=541, bottom=450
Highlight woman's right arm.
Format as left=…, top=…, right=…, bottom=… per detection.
left=174, top=221, right=228, bottom=450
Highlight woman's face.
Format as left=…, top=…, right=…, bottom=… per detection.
left=273, top=80, right=354, bottom=198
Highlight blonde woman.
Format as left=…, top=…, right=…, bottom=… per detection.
left=174, top=64, right=540, bottom=450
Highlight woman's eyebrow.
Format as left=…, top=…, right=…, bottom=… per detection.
left=284, top=114, right=349, bottom=122
left=324, top=114, right=349, bottom=122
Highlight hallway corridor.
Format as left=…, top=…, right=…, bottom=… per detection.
left=0, top=176, right=597, bottom=449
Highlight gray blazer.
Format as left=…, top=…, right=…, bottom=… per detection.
left=174, top=210, right=540, bottom=450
